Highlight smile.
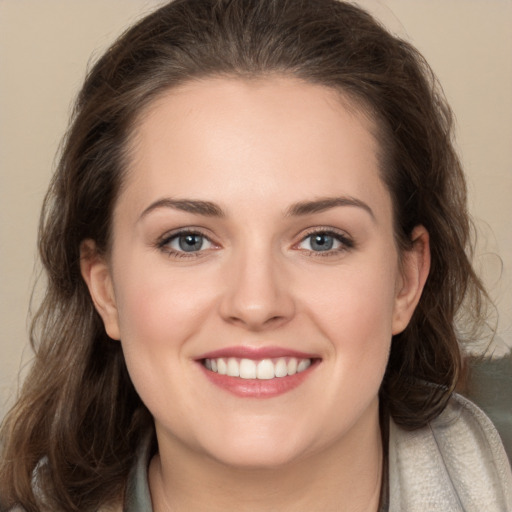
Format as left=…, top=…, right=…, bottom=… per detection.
left=197, top=348, right=320, bottom=398
left=203, top=357, right=312, bottom=380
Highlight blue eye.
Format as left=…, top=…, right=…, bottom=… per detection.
left=178, top=233, right=204, bottom=252
left=163, top=232, right=213, bottom=253
left=309, top=233, right=336, bottom=251
left=298, top=231, right=351, bottom=253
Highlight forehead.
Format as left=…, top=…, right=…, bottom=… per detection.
left=120, top=76, right=390, bottom=219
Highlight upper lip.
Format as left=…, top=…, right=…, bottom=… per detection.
left=196, top=346, right=320, bottom=360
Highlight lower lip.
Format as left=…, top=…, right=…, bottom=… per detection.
left=199, top=361, right=319, bottom=398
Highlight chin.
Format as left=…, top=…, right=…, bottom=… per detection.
left=210, top=442, right=305, bottom=470
left=195, top=420, right=315, bottom=470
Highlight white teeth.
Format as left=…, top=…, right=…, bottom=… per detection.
left=239, top=359, right=257, bottom=379
left=204, top=356, right=313, bottom=379
left=297, top=359, right=311, bottom=373
left=227, top=358, right=239, bottom=377
left=257, top=359, right=275, bottom=380
left=287, top=358, right=298, bottom=375
left=275, top=358, right=288, bottom=378
left=217, top=358, right=227, bottom=375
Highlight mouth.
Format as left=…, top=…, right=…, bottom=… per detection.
left=203, top=356, right=313, bottom=380
left=196, top=348, right=320, bottom=398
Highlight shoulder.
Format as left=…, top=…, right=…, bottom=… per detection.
left=388, top=393, right=512, bottom=512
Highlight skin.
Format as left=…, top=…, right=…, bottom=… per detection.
left=81, top=77, right=430, bottom=511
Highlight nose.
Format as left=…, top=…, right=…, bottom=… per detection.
left=219, top=245, right=296, bottom=331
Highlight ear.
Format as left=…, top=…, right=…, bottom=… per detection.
left=80, top=239, right=121, bottom=340
left=392, top=225, right=431, bottom=335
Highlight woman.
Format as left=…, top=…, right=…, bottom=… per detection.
left=1, top=0, right=511, bottom=510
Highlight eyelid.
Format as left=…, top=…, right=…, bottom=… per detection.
left=156, top=227, right=219, bottom=257
left=154, top=226, right=354, bottom=258
left=293, top=227, right=355, bottom=253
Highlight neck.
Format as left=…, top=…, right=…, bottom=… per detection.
left=149, top=404, right=384, bottom=512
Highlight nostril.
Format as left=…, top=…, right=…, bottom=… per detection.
left=226, top=313, right=290, bottom=331
left=218, top=268, right=296, bottom=329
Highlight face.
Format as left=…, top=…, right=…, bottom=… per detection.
left=82, top=77, right=429, bottom=469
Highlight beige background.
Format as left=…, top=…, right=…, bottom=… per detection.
left=1, top=0, right=511, bottom=420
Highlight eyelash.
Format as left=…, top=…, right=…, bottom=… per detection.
left=155, top=227, right=354, bottom=259
left=156, top=229, right=216, bottom=259
left=295, top=228, right=354, bottom=257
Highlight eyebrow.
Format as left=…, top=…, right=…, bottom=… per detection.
left=139, top=198, right=226, bottom=220
left=285, top=196, right=375, bottom=221
left=138, top=195, right=375, bottom=221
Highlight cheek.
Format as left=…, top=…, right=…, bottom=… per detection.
left=310, top=262, right=398, bottom=337
left=111, top=265, right=215, bottom=421
left=111, top=260, right=217, bottom=393
left=113, top=260, right=214, bottom=344
left=303, top=261, right=397, bottom=382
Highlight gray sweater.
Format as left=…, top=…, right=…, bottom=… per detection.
left=123, top=394, right=512, bottom=511
left=7, top=394, right=511, bottom=511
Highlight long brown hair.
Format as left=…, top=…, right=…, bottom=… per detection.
left=0, top=0, right=488, bottom=509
